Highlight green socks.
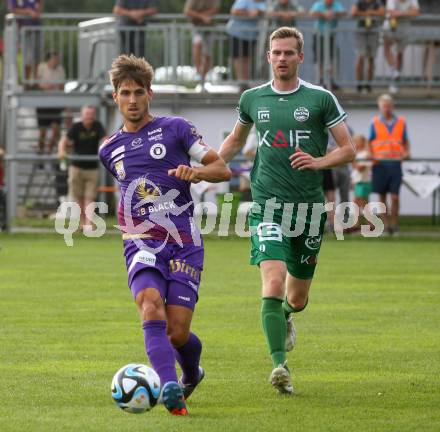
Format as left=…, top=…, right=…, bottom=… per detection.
left=282, top=298, right=295, bottom=320
left=261, top=297, right=286, bottom=368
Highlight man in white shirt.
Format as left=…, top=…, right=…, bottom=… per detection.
left=384, top=0, right=420, bottom=93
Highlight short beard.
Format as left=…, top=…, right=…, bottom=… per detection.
left=277, top=71, right=295, bottom=81
left=128, top=114, right=143, bottom=123
left=274, top=66, right=297, bottom=82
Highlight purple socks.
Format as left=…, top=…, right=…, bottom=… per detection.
left=142, top=320, right=178, bottom=385
left=174, top=332, right=202, bottom=385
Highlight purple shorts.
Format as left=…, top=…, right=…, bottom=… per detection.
left=124, top=239, right=204, bottom=311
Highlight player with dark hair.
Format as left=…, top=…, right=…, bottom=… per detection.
left=220, top=26, right=354, bottom=394
left=100, top=54, right=231, bottom=415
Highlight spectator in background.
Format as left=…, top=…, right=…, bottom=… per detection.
left=267, top=0, right=305, bottom=29
left=7, top=0, right=43, bottom=84
left=184, top=0, right=220, bottom=88
left=350, top=134, right=372, bottom=231
left=384, top=0, right=420, bottom=94
left=419, top=0, right=440, bottom=87
left=327, top=123, right=353, bottom=225
left=310, top=0, right=346, bottom=89
left=113, top=0, right=158, bottom=57
left=36, top=51, right=65, bottom=156
left=369, top=94, right=410, bottom=235
left=351, top=0, right=385, bottom=93
left=58, top=105, right=106, bottom=231
left=226, top=0, right=267, bottom=83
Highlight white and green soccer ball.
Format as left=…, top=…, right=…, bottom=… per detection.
left=111, top=364, right=161, bottom=413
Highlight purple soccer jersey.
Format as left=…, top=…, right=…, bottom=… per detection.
left=99, top=116, right=209, bottom=241
left=99, top=116, right=209, bottom=305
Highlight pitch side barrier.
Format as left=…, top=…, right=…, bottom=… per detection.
left=3, top=14, right=440, bottom=91
left=2, top=155, right=440, bottom=233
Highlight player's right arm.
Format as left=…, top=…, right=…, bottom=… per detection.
left=219, top=121, right=253, bottom=163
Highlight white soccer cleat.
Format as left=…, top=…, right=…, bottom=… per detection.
left=269, top=363, right=294, bottom=395
left=285, top=315, right=296, bottom=352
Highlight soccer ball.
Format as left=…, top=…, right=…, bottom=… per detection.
left=111, top=364, right=161, bottom=413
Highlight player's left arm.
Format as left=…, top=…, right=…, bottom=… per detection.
left=290, top=121, right=355, bottom=170
left=168, top=149, right=231, bottom=183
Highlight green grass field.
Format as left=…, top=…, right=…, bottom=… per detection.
left=1, top=234, right=439, bottom=431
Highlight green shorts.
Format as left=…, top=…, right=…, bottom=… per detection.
left=354, top=182, right=371, bottom=200
left=248, top=204, right=326, bottom=280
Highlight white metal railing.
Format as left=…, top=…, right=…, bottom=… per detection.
left=3, top=13, right=440, bottom=92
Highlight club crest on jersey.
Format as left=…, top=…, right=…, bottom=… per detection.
left=294, top=107, right=309, bottom=122
left=150, top=143, right=166, bottom=159
left=257, top=108, right=270, bottom=123
left=115, top=160, right=126, bottom=180
left=131, top=137, right=143, bottom=149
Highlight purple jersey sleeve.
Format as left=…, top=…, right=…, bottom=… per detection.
left=98, top=132, right=120, bottom=175
left=174, top=117, right=203, bottom=154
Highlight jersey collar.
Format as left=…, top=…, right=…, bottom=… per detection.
left=270, top=78, right=302, bottom=95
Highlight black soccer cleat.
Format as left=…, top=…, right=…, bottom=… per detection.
left=179, top=366, right=205, bottom=400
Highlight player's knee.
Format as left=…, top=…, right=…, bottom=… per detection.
left=167, top=327, right=189, bottom=348
left=140, top=300, right=164, bottom=321
left=286, top=292, right=308, bottom=311
left=136, top=290, right=165, bottom=321
left=264, top=276, right=285, bottom=297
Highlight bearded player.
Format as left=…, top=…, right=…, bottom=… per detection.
left=99, top=55, right=231, bottom=415
left=219, top=27, right=355, bottom=394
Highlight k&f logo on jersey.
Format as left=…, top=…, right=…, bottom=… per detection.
left=294, top=107, right=309, bottom=122
left=150, top=143, right=166, bottom=159
left=257, top=108, right=270, bottom=123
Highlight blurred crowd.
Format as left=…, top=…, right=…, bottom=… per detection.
left=7, top=0, right=439, bottom=94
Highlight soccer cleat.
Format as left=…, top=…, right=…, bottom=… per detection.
left=179, top=366, right=205, bottom=401
left=270, top=363, right=294, bottom=395
left=285, top=315, right=296, bottom=352
left=161, top=381, right=188, bottom=416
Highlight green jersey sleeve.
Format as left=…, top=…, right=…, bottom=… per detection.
left=322, top=91, right=347, bottom=128
left=237, top=90, right=253, bottom=125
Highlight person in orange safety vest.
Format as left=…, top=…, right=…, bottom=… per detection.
left=368, top=93, right=410, bottom=235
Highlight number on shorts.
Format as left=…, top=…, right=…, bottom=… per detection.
left=257, top=223, right=282, bottom=242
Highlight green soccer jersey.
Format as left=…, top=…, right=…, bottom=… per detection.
left=238, top=79, right=347, bottom=205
